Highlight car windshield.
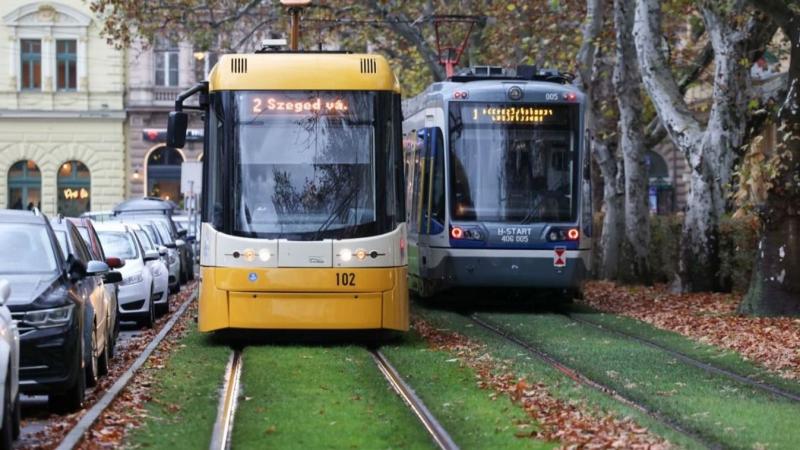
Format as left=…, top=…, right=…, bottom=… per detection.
left=449, top=103, right=578, bottom=223
left=135, top=230, right=154, bottom=251
left=152, top=222, right=172, bottom=244
left=97, top=231, right=139, bottom=260
left=233, top=90, right=376, bottom=240
left=0, top=224, right=58, bottom=273
left=142, top=225, right=162, bottom=245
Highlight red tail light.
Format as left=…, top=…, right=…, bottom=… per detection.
left=451, top=226, right=464, bottom=239
left=567, top=228, right=580, bottom=240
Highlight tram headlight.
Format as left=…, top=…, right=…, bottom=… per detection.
left=355, top=249, right=368, bottom=261
left=339, top=248, right=353, bottom=262
left=546, top=227, right=581, bottom=242
left=242, top=248, right=256, bottom=262
left=258, top=248, right=271, bottom=262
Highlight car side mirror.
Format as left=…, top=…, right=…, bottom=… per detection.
left=167, top=111, right=188, bottom=148
left=0, top=280, right=10, bottom=306
left=175, top=239, right=186, bottom=247
left=106, top=256, right=125, bottom=269
left=67, top=257, right=88, bottom=281
left=144, top=250, right=160, bottom=262
left=86, top=260, right=110, bottom=276
left=103, top=271, right=123, bottom=284
left=158, top=246, right=168, bottom=256
left=164, top=242, right=177, bottom=249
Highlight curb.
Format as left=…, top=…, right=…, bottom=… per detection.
left=56, top=288, right=198, bottom=450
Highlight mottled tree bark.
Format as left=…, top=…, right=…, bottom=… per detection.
left=577, top=0, right=625, bottom=279
left=634, top=0, right=749, bottom=291
left=613, top=0, right=650, bottom=283
left=740, top=0, right=800, bottom=315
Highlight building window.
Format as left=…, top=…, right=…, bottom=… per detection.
left=57, top=161, right=91, bottom=217
left=147, top=146, right=184, bottom=202
left=8, top=160, right=41, bottom=210
left=155, top=37, right=179, bottom=87
left=20, top=39, right=42, bottom=90
left=56, top=39, right=77, bottom=90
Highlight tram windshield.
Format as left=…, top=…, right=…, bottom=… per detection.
left=449, top=103, right=578, bottom=223
left=233, top=91, right=376, bottom=239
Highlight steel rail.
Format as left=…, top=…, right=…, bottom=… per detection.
left=370, top=349, right=459, bottom=450
left=469, top=314, right=722, bottom=450
left=209, top=349, right=243, bottom=450
left=566, top=313, right=800, bottom=403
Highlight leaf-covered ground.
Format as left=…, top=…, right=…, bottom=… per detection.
left=583, top=281, right=800, bottom=380
left=412, top=318, right=670, bottom=449
left=17, top=282, right=199, bottom=450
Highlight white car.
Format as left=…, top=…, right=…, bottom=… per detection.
left=94, top=223, right=158, bottom=328
left=127, top=220, right=181, bottom=294
left=128, top=224, right=170, bottom=316
left=0, top=280, right=20, bottom=448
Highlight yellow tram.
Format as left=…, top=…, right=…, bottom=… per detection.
left=167, top=49, right=408, bottom=332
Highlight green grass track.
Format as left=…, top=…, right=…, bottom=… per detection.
left=126, top=324, right=231, bottom=449
left=232, top=345, right=435, bottom=449
left=476, top=310, right=800, bottom=450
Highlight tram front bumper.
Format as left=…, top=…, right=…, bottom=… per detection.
left=197, top=266, right=409, bottom=332
left=427, top=248, right=589, bottom=289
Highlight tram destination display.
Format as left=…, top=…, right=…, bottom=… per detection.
left=463, top=103, right=570, bottom=126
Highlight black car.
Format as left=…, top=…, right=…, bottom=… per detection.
left=0, top=210, right=117, bottom=413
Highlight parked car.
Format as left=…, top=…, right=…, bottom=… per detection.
left=127, top=223, right=170, bottom=316
left=68, top=217, right=121, bottom=358
left=94, top=223, right=159, bottom=328
left=50, top=218, right=116, bottom=389
left=124, top=219, right=180, bottom=294
left=0, top=279, right=20, bottom=448
left=172, top=214, right=200, bottom=265
left=113, top=198, right=193, bottom=283
left=0, top=209, right=113, bottom=412
left=79, top=211, right=114, bottom=223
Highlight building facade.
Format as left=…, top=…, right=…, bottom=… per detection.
left=0, top=1, right=126, bottom=216
left=126, top=37, right=207, bottom=204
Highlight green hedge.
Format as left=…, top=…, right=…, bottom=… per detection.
left=593, top=214, right=757, bottom=292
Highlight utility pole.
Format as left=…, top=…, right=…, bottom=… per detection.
left=281, top=0, right=312, bottom=50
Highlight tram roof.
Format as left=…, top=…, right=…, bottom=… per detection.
left=208, top=53, right=400, bottom=93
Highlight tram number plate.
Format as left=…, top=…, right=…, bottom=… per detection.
left=336, top=272, right=356, bottom=287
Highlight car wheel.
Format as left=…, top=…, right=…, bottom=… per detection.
left=98, top=335, right=110, bottom=377
left=0, top=370, right=13, bottom=450
left=84, top=317, right=99, bottom=388
left=11, top=390, right=19, bottom=440
left=49, top=344, right=86, bottom=413
left=139, top=286, right=156, bottom=329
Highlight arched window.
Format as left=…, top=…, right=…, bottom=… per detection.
left=57, top=161, right=91, bottom=217
left=147, top=146, right=184, bottom=201
left=645, top=150, right=669, bottom=181
left=8, top=160, right=41, bottom=210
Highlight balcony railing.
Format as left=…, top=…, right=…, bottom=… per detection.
left=129, top=85, right=198, bottom=108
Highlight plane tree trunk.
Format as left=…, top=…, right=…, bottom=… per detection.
left=613, top=0, right=651, bottom=283
left=739, top=0, right=800, bottom=315
left=634, top=0, right=749, bottom=291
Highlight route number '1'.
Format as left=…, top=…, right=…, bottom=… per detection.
left=336, top=272, right=356, bottom=286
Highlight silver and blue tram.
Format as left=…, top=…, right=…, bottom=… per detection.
left=402, top=66, right=592, bottom=298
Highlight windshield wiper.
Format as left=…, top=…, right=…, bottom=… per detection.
left=309, top=188, right=358, bottom=241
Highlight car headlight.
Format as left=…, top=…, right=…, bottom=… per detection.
left=122, top=272, right=144, bottom=286
left=150, top=265, right=163, bottom=277
left=22, top=304, right=74, bottom=328
left=168, top=253, right=177, bottom=265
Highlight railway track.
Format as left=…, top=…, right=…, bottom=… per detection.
left=468, top=313, right=722, bottom=450
left=209, top=349, right=243, bottom=450
left=564, top=313, right=800, bottom=404
left=211, top=347, right=458, bottom=450
left=370, top=349, right=459, bottom=450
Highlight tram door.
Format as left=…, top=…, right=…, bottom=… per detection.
left=414, top=127, right=446, bottom=278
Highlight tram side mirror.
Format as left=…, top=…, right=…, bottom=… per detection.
left=167, top=111, right=188, bottom=148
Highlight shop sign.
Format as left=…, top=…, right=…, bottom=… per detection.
left=63, top=188, right=89, bottom=200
